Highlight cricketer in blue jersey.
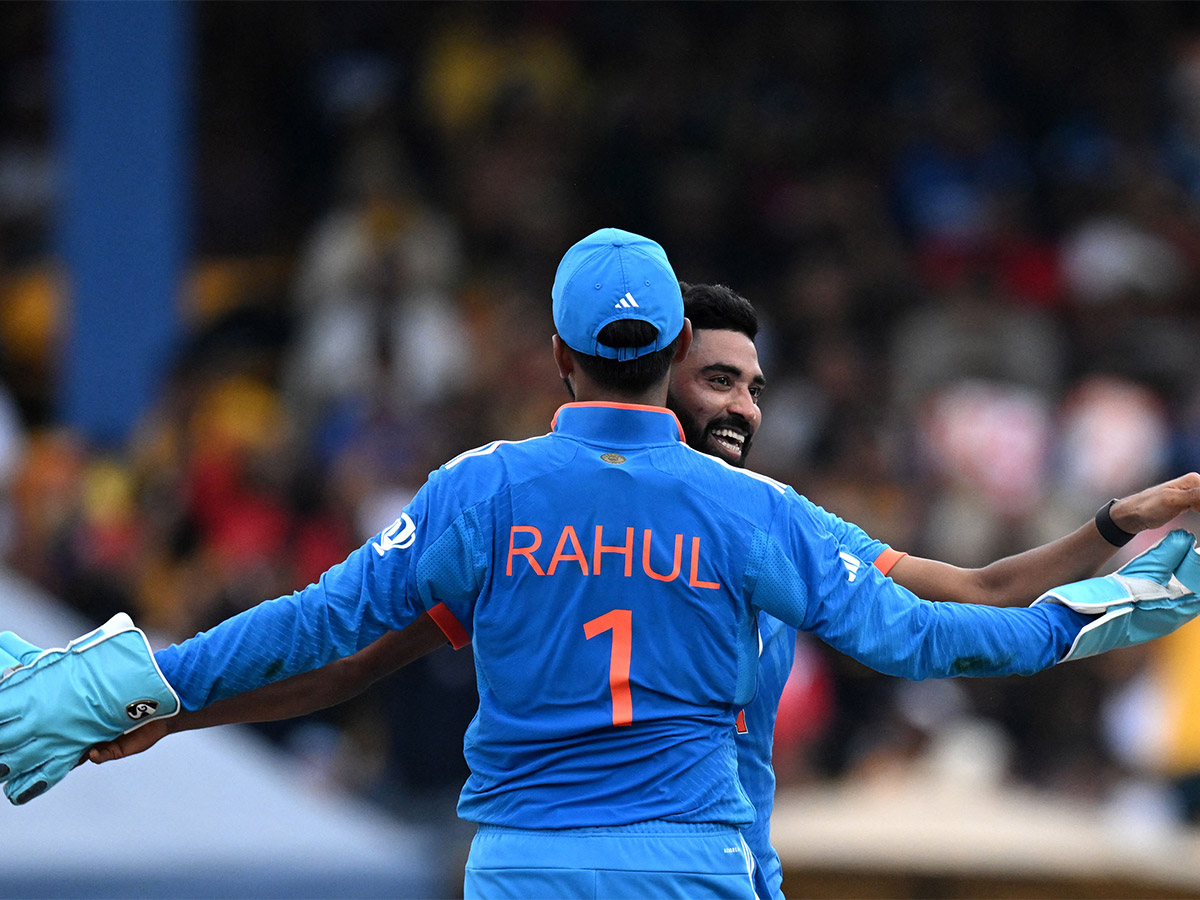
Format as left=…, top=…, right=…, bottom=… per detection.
left=5, top=230, right=1200, bottom=900
left=75, top=282, right=1200, bottom=899
left=657, top=283, right=1200, bottom=900
left=83, top=282, right=1200, bottom=900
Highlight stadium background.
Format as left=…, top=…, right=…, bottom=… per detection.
left=4, top=2, right=1200, bottom=897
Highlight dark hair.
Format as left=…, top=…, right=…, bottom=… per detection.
left=679, top=282, right=757, bottom=339
left=570, top=319, right=680, bottom=395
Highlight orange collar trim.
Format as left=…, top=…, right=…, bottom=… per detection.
left=551, top=402, right=685, bottom=442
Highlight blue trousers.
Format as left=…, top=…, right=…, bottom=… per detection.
left=464, top=821, right=758, bottom=900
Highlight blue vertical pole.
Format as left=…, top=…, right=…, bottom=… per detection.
left=56, top=0, right=190, bottom=447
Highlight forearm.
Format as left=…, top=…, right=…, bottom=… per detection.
left=167, top=653, right=384, bottom=730
left=89, top=615, right=450, bottom=765
left=974, top=520, right=1120, bottom=602
left=897, top=521, right=1115, bottom=607
left=135, top=649, right=409, bottom=746
left=155, top=546, right=419, bottom=710
left=892, top=476, right=1200, bottom=607
left=162, top=608, right=447, bottom=717
left=187, top=614, right=449, bottom=726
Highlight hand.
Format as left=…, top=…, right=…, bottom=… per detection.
left=0, top=613, right=180, bottom=804
left=1035, top=529, right=1200, bottom=661
left=88, top=717, right=172, bottom=765
left=1111, top=473, right=1200, bottom=533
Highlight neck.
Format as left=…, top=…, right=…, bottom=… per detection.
left=569, top=376, right=669, bottom=408
left=552, top=332, right=680, bottom=409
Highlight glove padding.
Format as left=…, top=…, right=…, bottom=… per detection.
left=0, top=613, right=179, bottom=805
left=1034, top=529, right=1200, bottom=662
left=0, top=631, right=42, bottom=675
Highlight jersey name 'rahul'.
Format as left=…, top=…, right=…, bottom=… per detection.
left=506, top=524, right=722, bottom=589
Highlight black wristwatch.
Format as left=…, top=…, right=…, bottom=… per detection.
left=1095, top=499, right=1136, bottom=548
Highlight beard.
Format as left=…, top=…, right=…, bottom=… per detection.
left=671, top=401, right=753, bottom=468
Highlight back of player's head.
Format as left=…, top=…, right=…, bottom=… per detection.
left=553, top=228, right=684, bottom=360
left=553, top=228, right=685, bottom=394
left=679, top=282, right=758, bottom=341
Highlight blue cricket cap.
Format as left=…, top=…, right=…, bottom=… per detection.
left=552, top=228, right=684, bottom=361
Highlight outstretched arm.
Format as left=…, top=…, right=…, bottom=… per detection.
left=88, top=612, right=450, bottom=764
left=888, top=473, right=1200, bottom=607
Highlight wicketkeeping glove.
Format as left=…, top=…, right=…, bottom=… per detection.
left=0, top=612, right=180, bottom=805
left=1033, top=528, right=1200, bottom=662
left=0, top=631, right=42, bottom=675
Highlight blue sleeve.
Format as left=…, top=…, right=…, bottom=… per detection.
left=156, top=468, right=486, bottom=710
left=749, top=498, right=1088, bottom=679
left=791, top=490, right=889, bottom=565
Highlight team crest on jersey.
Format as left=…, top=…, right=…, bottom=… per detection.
left=373, top=513, right=417, bottom=556
left=600, top=453, right=626, bottom=465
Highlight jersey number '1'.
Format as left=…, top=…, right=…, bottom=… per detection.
left=584, top=609, right=633, bottom=727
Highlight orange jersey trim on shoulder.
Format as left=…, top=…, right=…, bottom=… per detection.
left=428, top=602, right=470, bottom=649
left=873, top=547, right=908, bottom=577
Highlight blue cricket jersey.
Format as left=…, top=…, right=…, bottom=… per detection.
left=155, top=403, right=1086, bottom=831
left=736, top=503, right=891, bottom=900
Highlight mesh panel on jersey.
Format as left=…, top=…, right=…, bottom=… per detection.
left=750, top=535, right=808, bottom=631
left=414, top=505, right=487, bottom=612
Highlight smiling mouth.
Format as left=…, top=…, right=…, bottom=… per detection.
left=709, top=427, right=746, bottom=459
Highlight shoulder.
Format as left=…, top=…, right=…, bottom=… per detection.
left=669, top=446, right=831, bottom=527
left=433, top=433, right=571, bottom=498
left=673, top=443, right=789, bottom=496
left=442, top=435, right=550, bottom=470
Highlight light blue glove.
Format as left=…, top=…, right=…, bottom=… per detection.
left=1033, top=529, right=1200, bottom=662
left=0, top=631, right=42, bottom=675
left=0, top=613, right=180, bottom=805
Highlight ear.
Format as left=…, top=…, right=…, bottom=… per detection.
left=552, top=335, right=575, bottom=379
left=673, top=319, right=693, bottom=363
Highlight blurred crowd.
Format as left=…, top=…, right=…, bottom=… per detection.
left=3, top=0, right=1200, bottom=854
